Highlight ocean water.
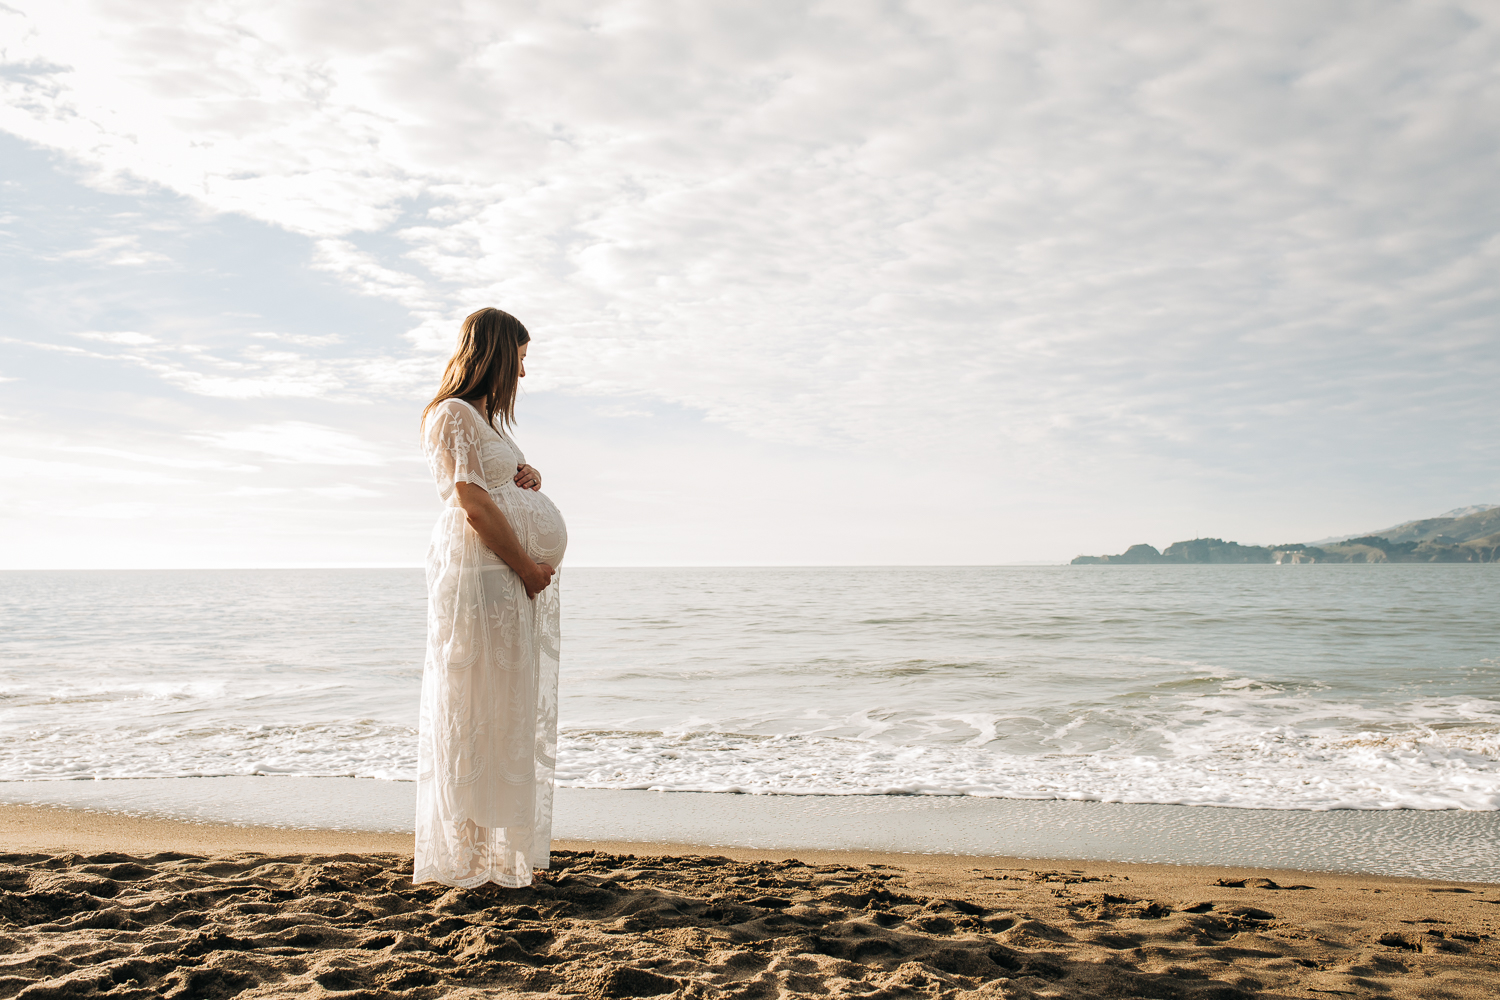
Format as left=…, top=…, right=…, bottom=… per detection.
left=0, top=566, right=1496, bottom=812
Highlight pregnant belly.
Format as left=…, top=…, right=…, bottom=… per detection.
left=505, top=490, right=567, bottom=568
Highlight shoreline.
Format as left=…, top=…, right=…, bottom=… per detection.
left=3, top=778, right=1497, bottom=883
left=3, top=801, right=1495, bottom=890
left=3, top=803, right=1497, bottom=999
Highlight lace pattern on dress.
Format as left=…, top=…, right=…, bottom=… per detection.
left=415, top=399, right=562, bottom=888
left=424, top=399, right=490, bottom=506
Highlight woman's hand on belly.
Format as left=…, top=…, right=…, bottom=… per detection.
left=455, top=481, right=554, bottom=599
left=514, top=463, right=541, bottom=490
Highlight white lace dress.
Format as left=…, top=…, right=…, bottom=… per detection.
left=415, top=398, right=567, bottom=887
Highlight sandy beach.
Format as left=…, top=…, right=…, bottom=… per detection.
left=2, top=804, right=1497, bottom=999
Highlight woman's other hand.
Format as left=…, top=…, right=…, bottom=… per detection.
left=454, top=482, right=552, bottom=600
left=514, top=464, right=541, bottom=490
left=524, top=562, right=554, bottom=599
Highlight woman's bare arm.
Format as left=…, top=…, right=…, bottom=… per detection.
left=454, top=482, right=554, bottom=598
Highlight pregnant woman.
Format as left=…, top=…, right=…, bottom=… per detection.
left=415, top=307, right=567, bottom=888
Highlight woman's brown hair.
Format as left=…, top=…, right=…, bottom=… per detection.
left=422, top=307, right=531, bottom=430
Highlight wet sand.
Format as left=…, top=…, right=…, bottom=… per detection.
left=1, top=804, right=1498, bottom=999
left=4, top=779, right=1497, bottom=883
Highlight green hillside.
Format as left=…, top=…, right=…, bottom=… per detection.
left=1355, top=506, right=1500, bottom=544
left=1072, top=506, right=1500, bottom=564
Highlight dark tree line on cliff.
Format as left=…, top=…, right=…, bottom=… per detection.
left=1074, top=506, right=1500, bottom=564
left=1074, top=536, right=1496, bottom=564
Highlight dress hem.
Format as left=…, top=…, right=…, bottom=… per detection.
left=411, top=864, right=547, bottom=890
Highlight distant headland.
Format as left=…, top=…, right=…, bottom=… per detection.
left=1072, top=505, right=1500, bottom=564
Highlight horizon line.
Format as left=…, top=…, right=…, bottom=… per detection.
left=0, top=562, right=1074, bottom=572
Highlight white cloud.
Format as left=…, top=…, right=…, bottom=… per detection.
left=59, top=502, right=159, bottom=519
left=1, top=0, right=1497, bottom=564
left=591, top=404, right=653, bottom=420
left=53, top=234, right=169, bottom=266
left=250, top=331, right=344, bottom=346
left=13, top=334, right=373, bottom=401
left=148, top=365, right=345, bottom=400
left=193, top=421, right=389, bottom=466
left=0, top=454, right=192, bottom=485
left=58, top=445, right=259, bottom=472
left=307, top=484, right=384, bottom=499
left=225, top=486, right=294, bottom=497
left=4, top=3, right=1495, bottom=454
left=605, top=489, right=675, bottom=505
left=76, top=331, right=158, bottom=345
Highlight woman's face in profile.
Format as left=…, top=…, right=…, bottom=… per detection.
left=519, top=342, right=528, bottom=379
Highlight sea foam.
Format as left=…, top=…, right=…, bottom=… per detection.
left=1, top=566, right=1496, bottom=812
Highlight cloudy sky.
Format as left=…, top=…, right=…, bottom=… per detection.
left=1, top=0, right=1497, bottom=568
